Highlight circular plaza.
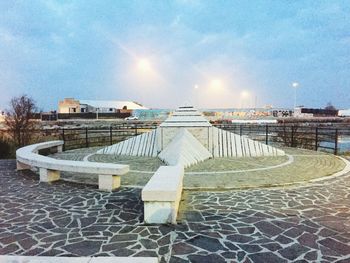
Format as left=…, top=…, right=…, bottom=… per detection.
left=52, top=146, right=347, bottom=190
left=0, top=154, right=350, bottom=262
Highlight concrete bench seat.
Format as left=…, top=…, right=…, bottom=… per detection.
left=142, top=165, right=184, bottom=224
left=16, top=140, right=129, bottom=191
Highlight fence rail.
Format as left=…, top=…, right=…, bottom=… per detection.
left=214, top=124, right=350, bottom=154
left=1, top=123, right=349, bottom=154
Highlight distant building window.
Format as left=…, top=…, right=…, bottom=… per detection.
left=70, top=108, right=76, bottom=113
left=81, top=108, right=86, bottom=113
left=109, top=108, right=114, bottom=112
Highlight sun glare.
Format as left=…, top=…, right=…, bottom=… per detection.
left=137, top=58, right=152, bottom=72
left=240, top=90, right=250, bottom=98
left=210, top=79, right=222, bottom=88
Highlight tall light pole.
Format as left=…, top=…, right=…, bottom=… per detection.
left=292, top=82, right=299, bottom=109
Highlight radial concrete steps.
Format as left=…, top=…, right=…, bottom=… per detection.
left=210, top=127, right=285, bottom=157
left=158, top=128, right=212, bottom=168
left=97, top=129, right=160, bottom=157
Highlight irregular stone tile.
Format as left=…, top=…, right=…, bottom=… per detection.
left=140, top=239, right=158, bottom=250
left=62, top=240, right=102, bottom=256
left=297, top=232, right=319, bottom=249
left=110, top=234, right=138, bottom=243
left=254, top=221, right=283, bottom=237
left=283, top=227, right=305, bottom=238
left=278, top=243, right=310, bottom=261
left=187, top=235, right=225, bottom=252
left=0, top=243, right=20, bottom=254
left=169, top=256, right=188, bottom=263
left=220, top=251, right=236, bottom=259
left=274, top=235, right=293, bottom=244
left=134, top=250, right=158, bottom=257
left=318, top=238, right=350, bottom=255
left=304, top=251, right=318, bottom=261
left=172, top=243, right=197, bottom=255
left=187, top=254, right=226, bottom=263
left=158, top=245, right=169, bottom=256
left=227, top=234, right=254, bottom=243
left=110, top=248, right=134, bottom=256
left=237, top=227, right=255, bottom=234
left=237, top=251, right=246, bottom=261
left=238, top=244, right=262, bottom=253
left=261, top=242, right=282, bottom=252
left=102, top=242, right=135, bottom=251
left=248, top=252, right=287, bottom=263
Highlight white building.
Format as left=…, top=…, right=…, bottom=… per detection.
left=58, top=98, right=147, bottom=113
left=338, top=109, right=350, bottom=117
left=80, top=100, right=147, bottom=113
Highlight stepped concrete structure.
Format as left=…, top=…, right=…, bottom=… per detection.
left=98, top=106, right=285, bottom=161
left=158, top=128, right=212, bottom=168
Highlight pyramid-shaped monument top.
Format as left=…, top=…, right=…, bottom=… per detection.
left=160, top=106, right=212, bottom=127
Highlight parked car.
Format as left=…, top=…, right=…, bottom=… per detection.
left=125, top=116, right=139, bottom=121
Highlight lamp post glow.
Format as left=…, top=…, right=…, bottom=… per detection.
left=210, top=79, right=222, bottom=89
left=240, top=90, right=250, bottom=108
left=292, top=82, right=299, bottom=109
left=137, top=58, right=151, bottom=72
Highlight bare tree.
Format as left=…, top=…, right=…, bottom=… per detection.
left=5, top=95, right=37, bottom=147
left=325, top=102, right=337, bottom=111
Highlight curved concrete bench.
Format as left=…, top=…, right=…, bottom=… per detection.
left=142, top=165, right=184, bottom=224
left=16, top=140, right=129, bottom=191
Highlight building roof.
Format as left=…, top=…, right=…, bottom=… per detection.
left=339, top=109, right=350, bottom=116
left=80, top=100, right=147, bottom=110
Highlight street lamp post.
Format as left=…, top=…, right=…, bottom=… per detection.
left=292, top=82, right=299, bottom=109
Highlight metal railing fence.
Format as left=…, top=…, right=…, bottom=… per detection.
left=1, top=122, right=349, bottom=154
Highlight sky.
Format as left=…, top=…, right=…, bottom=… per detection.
left=0, top=0, right=350, bottom=110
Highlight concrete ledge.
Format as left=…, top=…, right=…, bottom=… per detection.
left=99, top=174, right=121, bottom=191
left=0, top=256, right=158, bottom=263
left=16, top=140, right=129, bottom=190
left=142, top=165, right=184, bottom=224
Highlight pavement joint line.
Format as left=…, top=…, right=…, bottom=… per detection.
left=186, top=154, right=294, bottom=175
left=183, top=156, right=350, bottom=191
left=83, top=153, right=94, bottom=162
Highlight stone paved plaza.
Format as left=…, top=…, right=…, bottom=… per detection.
left=52, top=147, right=346, bottom=189
left=0, top=159, right=350, bottom=262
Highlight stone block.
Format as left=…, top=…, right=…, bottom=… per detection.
left=16, top=161, right=31, bottom=171
left=144, top=201, right=177, bottom=224
left=39, top=168, right=60, bottom=182
left=57, top=145, right=63, bottom=153
left=142, top=165, right=184, bottom=224
left=98, top=174, right=121, bottom=191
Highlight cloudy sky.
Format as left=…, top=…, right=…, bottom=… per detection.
left=1, top=0, right=350, bottom=110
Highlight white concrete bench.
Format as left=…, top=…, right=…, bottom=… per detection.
left=0, top=256, right=158, bottom=263
left=16, top=140, right=129, bottom=191
left=142, top=165, right=184, bottom=224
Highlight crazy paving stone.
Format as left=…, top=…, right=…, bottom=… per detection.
left=187, top=235, right=225, bottom=252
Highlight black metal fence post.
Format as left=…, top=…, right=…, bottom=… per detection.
left=110, top=126, right=113, bottom=145
left=62, top=128, right=65, bottom=151
left=135, top=124, right=138, bottom=136
left=315, top=127, right=318, bottom=151
left=291, top=126, right=294, bottom=147
left=85, top=127, right=89, bottom=148
left=334, top=128, right=338, bottom=155
left=265, top=125, right=269, bottom=145
left=240, top=125, right=242, bottom=136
